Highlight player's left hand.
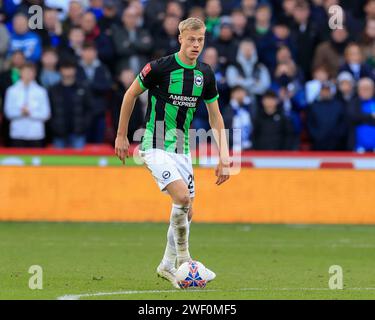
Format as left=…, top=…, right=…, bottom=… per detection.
left=215, top=160, right=230, bottom=186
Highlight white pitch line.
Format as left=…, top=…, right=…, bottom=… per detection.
left=57, top=287, right=375, bottom=300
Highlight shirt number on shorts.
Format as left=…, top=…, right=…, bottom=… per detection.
left=188, top=174, right=194, bottom=191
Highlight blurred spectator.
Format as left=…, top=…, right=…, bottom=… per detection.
left=230, top=8, right=250, bottom=41
left=313, top=27, right=351, bottom=78
left=44, top=0, right=71, bottom=20
left=62, top=0, right=84, bottom=35
left=80, top=11, right=114, bottom=66
left=153, top=15, right=181, bottom=58
left=339, top=42, right=374, bottom=82
left=4, top=62, right=50, bottom=147
left=8, top=13, right=42, bottom=62
left=88, top=0, right=105, bottom=21
left=36, top=7, right=63, bottom=48
left=205, top=0, right=222, bottom=40
left=241, top=0, right=257, bottom=23
left=76, top=42, right=112, bottom=143
left=58, top=26, right=85, bottom=64
left=222, top=85, right=254, bottom=151
left=252, top=90, right=294, bottom=150
left=226, top=39, right=271, bottom=100
left=38, top=48, right=61, bottom=89
left=211, top=17, right=238, bottom=67
left=278, top=0, right=298, bottom=27
left=111, top=6, right=153, bottom=74
left=348, top=77, right=375, bottom=152
left=291, top=0, right=321, bottom=80
left=307, top=81, right=347, bottom=150
left=188, top=6, right=206, bottom=21
left=111, top=68, right=144, bottom=144
left=365, top=0, right=375, bottom=19
left=305, top=65, right=331, bottom=104
left=49, top=61, right=92, bottom=149
left=0, top=23, right=10, bottom=72
left=193, top=46, right=230, bottom=131
left=98, top=0, right=122, bottom=37
left=366, top=42, right=375, bottom=72
left=360, top=18, right=375, bottom=59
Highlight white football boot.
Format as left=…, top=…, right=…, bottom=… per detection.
left=205, top=266, right=216, bottom=282
left=156, top=263, right=180, bottom=289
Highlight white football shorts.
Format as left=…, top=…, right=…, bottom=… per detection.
left=139, top=148, right=195, bottom=198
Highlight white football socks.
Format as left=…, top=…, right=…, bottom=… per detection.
left=162, top=204, right=191, bottom=269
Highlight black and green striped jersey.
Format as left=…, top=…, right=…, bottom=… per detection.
left=137, top=52, right=219, bottom=154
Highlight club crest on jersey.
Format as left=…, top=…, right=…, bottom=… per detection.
left=194, top=74, right=203, bottom=87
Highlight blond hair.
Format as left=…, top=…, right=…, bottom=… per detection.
left=178, top=17, right=206, bottom=34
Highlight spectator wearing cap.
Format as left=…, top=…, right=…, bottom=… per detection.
left=205, top=0, right=222, bottom=40
left=223, top=85, right=254, bottom=151
left=4, top=62, right=51, bottom=147
left=98, top=0, right=122, bottom=37
left=76, top=42, right=113, bottom=143
left=348, top=77, right=375, bottom=152
left=226, top=39, right=271, bottom=101
left=339, top=43, right=374, bottom=82
left=8, top=13, right=42, bottom=63
left=211, top=16, right=239, bottom=67
left=307, top=81, right=347, bottom=150
left=81, top=11, right=114, bottom=66
left=49, top=61, right=93, bottom=149
left=0, top=22, right=10, bottom=72
left=111, top=6, right=153, bottom=74
left=252, top=89, right=295, bottom=150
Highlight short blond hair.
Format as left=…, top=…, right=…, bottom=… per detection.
left=178, top=17, right=206, bottom=34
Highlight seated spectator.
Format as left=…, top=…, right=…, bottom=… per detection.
left=305, top=65, right=331, bottom=104
left=226, top=39, right=271, bottom=100
left=240, top=0, right=257, bottom=24
left=230, top=8, right=250, bottom=42
left=153, top=15, right=181, bottom=58
left=8, top=13, right=42, bottom=62
left=111, top=68, right=144, bottom=144
left=38, top=48, right=61, bottom=89
left=4, top=62, right=51, bottom=147
left=222, top=85, right=254, bottom=151
left=111, top=6, right=153, bottom=74
left=252, top=90, right=294, bottom=150
left=36, top=7, right=63, bottom=48
left=62, top=0, right=84, bottom=35
left=80, top=11, right=114, bottom=66
left=339, top=42, right=374, bottom=82
left=360, top=18, right=375, bottom=61
left=365, top=0, right=375, bottom=19
left=76, top=42, right=113, bottom=143
left=307, top=81, right=347, bottom=150
left=0, top=22, right=10, bottom=72
left=248, top=3, right=273, bottom=52
left=348, top=77, right=375, bottom=152
left=313, top=26, right=351, bottom=78
left=49, top=61, right=92, bottom=149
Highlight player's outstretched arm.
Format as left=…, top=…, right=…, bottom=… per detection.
left=115, top=79, right=144, bottom=164
left=206, top=99, right=231, bottom=185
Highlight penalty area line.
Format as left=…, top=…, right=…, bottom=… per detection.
left=57, top=287, right=375, bottom=300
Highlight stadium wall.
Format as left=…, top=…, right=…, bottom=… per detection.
left=1, top=166, right=375, bottom=224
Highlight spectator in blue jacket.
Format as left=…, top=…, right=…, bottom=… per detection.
left=348, top=77, right=375, bottom=152
left=8, top=13, right=42, bottom=62
left=307, top=81, right=347, bottom=151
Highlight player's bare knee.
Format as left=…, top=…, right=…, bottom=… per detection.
left=175, top=193, right=190, bottom=207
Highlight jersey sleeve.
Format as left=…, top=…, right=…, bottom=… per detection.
left=203, top=67, right=219, bottom=104
left=137, top=60, right=160, bottom=91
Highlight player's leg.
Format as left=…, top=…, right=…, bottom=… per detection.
left=165, top=179, right=191, bottom=267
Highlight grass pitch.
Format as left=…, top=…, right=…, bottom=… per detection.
left=1, top=222, right=375, bottom=300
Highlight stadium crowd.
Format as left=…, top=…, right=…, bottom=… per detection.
left=0, top=0, right=374, bottom=151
